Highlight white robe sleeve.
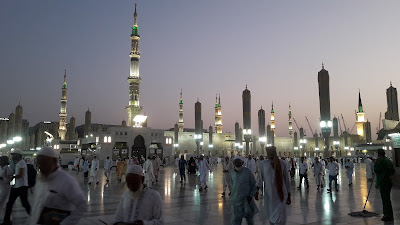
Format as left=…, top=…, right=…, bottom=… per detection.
left=143, top=193, right=164, bottom=225
left=282, top=161, right=290, bottom=193
left=114, top=196, right=124, bottom=223
left=60, top=180, right=87, bottom=225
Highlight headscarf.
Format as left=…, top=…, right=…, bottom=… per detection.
left=266, top=146, right=284, bottom=202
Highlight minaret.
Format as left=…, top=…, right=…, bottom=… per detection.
left=58, top=70, right=68, bottom=140
left=178, top=89, right=184, bottom=132
left=318, top=63, right=331, bottom=157
left=270, top=102, right=276, bottom=136
left=15, top=103, right=23, bottom=137
left=215, top=94, right=223, bottom=133
left=356, top=90, right=366, bottom=137
left=85, top=108, right=92, bottom=136
left=242, top=85, right=251, bottom=155
left=126, top=3, right=143, bottom=126
left=385, top=82, right=399, bottom=121
left=258, top=106, right=266, bottom=154
left=288, top=103, right=293, bottom=137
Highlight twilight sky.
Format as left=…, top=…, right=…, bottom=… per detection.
left=1, top=1, right=400, bottom=139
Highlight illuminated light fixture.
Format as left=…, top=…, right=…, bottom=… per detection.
left=108, top=136, right=112, bottom=143
left=194, top=134, right=202, bottom=140
left=103, top=136, right=108, bottom=143
left=0, top=144, right=6, bottom=149
left=389, top=146, right=392, bottom=150
left=90, top=134, right=93, bottom=137
left=200, top=142, right=204, bottom=146
left=239, top=145, right=243, bottom=149
left=96, top=137, right=99, bottom=143
left=13, top=136, right=22, bottom=142
left=333, top=141, right=340, bottom=145
left=133, top=115, right=147, bottom=127
left=327, top=121, right=333, bottom=128
left=7, top=140, right=14, bottom=145
left=36, top=147, right=41, bottom=150
left=208, top=144, right=213, bottom=148
left=347, top=152, right=351, bottom=156
left=259, top=137, right=266, bottom=143
left=315, top=147, right=320, bottom=150
left=344, top=146, right=349, bottom=150
left=362, top=149, right=367, bottom=153
left=350, top=147, right=354, bottom=151
left=173, top=143, right=179, bottom=148
left=85, top=135, right=88, bottom=138
left=294, top=147, right=299, bottom=150
left=266, top=144, right=272, bottom=147
left=300, top=139, right=307, bottom=144
left=320, top=121, right=326, bottom=128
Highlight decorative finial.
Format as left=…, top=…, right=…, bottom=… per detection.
left=261, top=105, right=263, bottom=109
left=246, top=84, right=247, bottom=89
left=134, top=3, right=138, bottom=27
left=322, top=62, right=324, bottom=69
left=390, top=81, right=392, bottom=87
left=218, top=94, right=221, bottom=104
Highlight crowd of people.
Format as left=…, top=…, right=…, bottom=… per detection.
left=0, top=146, right=395, bottom=224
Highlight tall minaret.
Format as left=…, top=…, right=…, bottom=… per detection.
left=178, top=89, right=184, bottom=132
left=270, top=102, right=276, bottom=136
left=356, top=90, right=366, bottom=137
left=58, top=70, right=68, bottom=141
left=126, top=3, right=143, bottom=126
left=215, top=94, right=223, bottom=133
left=288, top=103, right=293, bottom=137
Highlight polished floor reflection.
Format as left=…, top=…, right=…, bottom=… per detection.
left=5, top=163, right=400, bottom=225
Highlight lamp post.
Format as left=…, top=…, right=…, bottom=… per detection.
left=333, top=140, right=340, bottom=157
left=320, top=120, right=332, bottom=157
left=300, top=139, right=307, bottom=156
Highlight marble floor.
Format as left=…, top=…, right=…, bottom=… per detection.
left=4, top=163, right=400, bottom=225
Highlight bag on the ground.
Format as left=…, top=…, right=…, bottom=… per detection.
left=27, top=164, right=37, bottom=187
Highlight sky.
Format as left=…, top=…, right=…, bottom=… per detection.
left=1, top=1, right=400, bottom=140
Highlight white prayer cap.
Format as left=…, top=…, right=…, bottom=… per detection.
left=11, top=148, right=23, bottom=155
left=37, top=146, right=59, bottom=158
left=126, top=164, right=144, bottom=176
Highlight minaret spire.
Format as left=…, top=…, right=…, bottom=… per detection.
left=270, top=101, right=276, bottom=136
left=58, top=70, right=68, bottom=140
left=288, top=102, right=293, bottom=137
left=126, top=3, right=143, bottom=126
left=178, top=89, right=184, bottom=132
left=358, top=89, right=363, bottom=112
left=215, top=93, right=223, bottom=133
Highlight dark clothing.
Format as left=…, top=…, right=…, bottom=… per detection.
left=4, top=186, right=31, bottom=223
left=188, top=158, right=196, bottom=174
left=328, top=175, right=338, bottom=190
left=299, top=174, right=309, bottom=187
left=374, top=156, right=394, bottom=219
left=179, top=159, right=187, bottom=181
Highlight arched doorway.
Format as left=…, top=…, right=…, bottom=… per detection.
left=132, top=135, right=146, bottom=159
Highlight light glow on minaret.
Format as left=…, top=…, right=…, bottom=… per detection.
left=126, top=3, right=143, bottom=126
left=288, top=103, right=293, bottom=137
left=215, top=94, right=223, bottom=133
left=271, top=102, right=276, bottom=136
left=178, top=89, right=184, bottom=132
left=356, top=90, right=366, bottom=137
left=58, top=70, right=67, bottom=141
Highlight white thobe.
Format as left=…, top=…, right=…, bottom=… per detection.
left=245, top=159, right=256, bottom=174
left=313, top=162, right=323, bottom=186
left=73, top=158, right=79, bottom=169
left=222, top=160, right=233, bottom=193
left=104, top=159, right=112, bottom=180
left=152, top=159, right=160, bottom=178
left=143, top=160, right=154, bottom=187
left=260, top=159, right=290, bottom=225
left=89, top=159, right=99, bottom=183
left=114, top=187, right=164, bottom=225
left=28, top=168, right=87, bottom=225
left=79, top=159, right=84, bottom=170
left=198, top=159, right=211, bottom=189
left=365, top=158, right=373, bottom=179
left=0, top=166, right=13, bottom=209
left=299, top=161, right=308, bottom=175
left=345, top=161, right=354, bottom=184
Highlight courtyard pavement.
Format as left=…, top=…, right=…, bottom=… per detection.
left=4, top=162, right=400, bottom=225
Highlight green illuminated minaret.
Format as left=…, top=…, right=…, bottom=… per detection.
left=58, top=70, right=67, bottom=141
left=126, top=3, right=143, bottom=126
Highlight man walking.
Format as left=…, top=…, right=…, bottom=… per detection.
left=28, top=147, right=86, bottom=225
left=152, top=155, right=160, bottom=183
left=143, top=156, right=155, bottom=188
left=344, top=158, right=354, bottom=186
left=326, top=157, right=339, bottom=193
left=259, top=147, right=291, bottom=225
left=374, top=149, right=395, bottom=222
left=297, top=157, right=309, bottom=189
left=313, top=157, right=323, bottom=190
left=245, top=155, right=256, bottom=175
left=178, top=155, right=187, bottom=183
left=289, top=158, right=296, bottom=179
left=104, top=156, right=112, bottom=182
left=222, top=156, right=233, bottom=197
left=198, top=155, right=211, bottom=191
left=89, top=156, right=99, bottom=185
left=230, top=156, right=258, bottom=225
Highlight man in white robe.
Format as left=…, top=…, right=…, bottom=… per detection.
left=114, top=164, right=164, bottom=225
left=28, top=147, right=86, bottom=225
left=152, top=155, right=160, bottom=183
left=258, top=147, right=291, bottom=225
left=73, top=157, right=79, bottom=171
left=256, top=155, right=265, bottom=195
left=104, top=156, right=112, bottom=182
left=198, top=155, right=211, bottom=191
left=344, top=158, right=354, bottom=186
left=222, top=156, right=233, bottom=197
left=365, top=157, right=373, bottom=181
left=245, top=155, right=256, bottom=175
left=89, top=156, right=99, bottom=185
left=143, top=156, right=154, bottom=188
left=313, top=157, right=323, bottom=190
left=231, top=156, right=258, bottom=225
